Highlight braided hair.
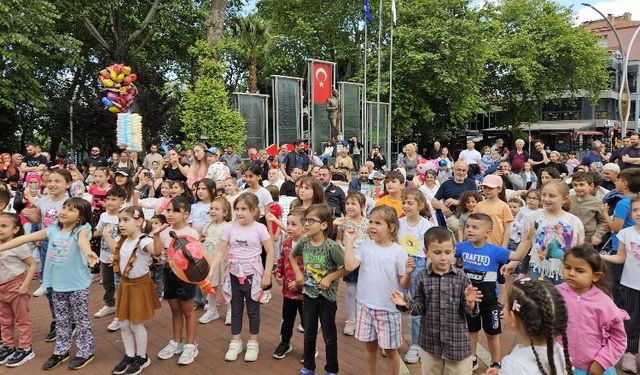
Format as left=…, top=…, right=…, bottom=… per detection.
left=509, top=278, right=573, bottom=375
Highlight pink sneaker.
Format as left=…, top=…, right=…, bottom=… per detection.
left=343, top=320, right=355, bottom=336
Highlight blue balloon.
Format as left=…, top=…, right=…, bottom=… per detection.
left=101, top=97, right=113, bottom=107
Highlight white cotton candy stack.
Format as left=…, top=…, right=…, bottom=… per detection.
left=116, top=113, right=143, bottom=151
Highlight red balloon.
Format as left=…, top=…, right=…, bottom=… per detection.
left=100, top=70, right=110, bottom=79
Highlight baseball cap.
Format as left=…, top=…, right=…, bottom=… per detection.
left=369, top=170, right=385, bottom=180
left=481, top=174, right=503, bottom=189
left=205, top=147, right=218, bottom=155
left=115, top=167, right=131, bottom=177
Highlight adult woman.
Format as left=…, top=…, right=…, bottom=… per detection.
left=187, top=143, right=209, bottom=188
left=129, top=151, right=141, bottom=172
left=0, top=153, right=19, bottom=189
left=115, top=150, right=134, bottom=170
left=334, top=147, right=354, bottom=182
left=159, top=149, right=188, bottom=182
left=399, top=143, right=422, bottom=181
left=508, top=138, right=529, bottom=173
left=436, top=147, right=453, bottom=182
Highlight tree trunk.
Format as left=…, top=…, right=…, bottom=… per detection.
left=248, top=50, right=257, bottom=93
left=207, top=0, right=228, bottom=48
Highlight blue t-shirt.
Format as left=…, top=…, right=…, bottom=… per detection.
left=455, top=241, right=511, bottom=307
left=43, top=223, right=92, bottom=292
left=612, top=197, right=636, bottom=254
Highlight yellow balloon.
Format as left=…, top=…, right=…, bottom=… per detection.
left=109, top=69, right=118, bottom=81
left=102, top=79, right=115, bottom=87
left=123, top=66, right=132, bottom=75
left=108, top=106, right=120, bottom=113
left=114, top=73, right=125, bottom=83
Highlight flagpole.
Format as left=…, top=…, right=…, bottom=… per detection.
left=388, top=11, right=394, bottom=166
left=375, top=0, right=383, bottom=149
left=364, top=17, right=368, bottom=153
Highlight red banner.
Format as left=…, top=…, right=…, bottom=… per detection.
left=312, top=62, right=332, bottom=103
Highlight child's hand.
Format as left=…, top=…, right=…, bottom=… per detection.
left=406, top=257, right=416, bottom=274
left=318, top=277, right=331, bottom=290
left=600, top=203, right=609, bottom=215
left=588, top=361, right=605, bottom=375
left=107, top=254, right=114, bottom=264
left=483, top=369, right=498, bottom=375
left=152, top=223, right=170, bottom=236
left=18, top=283, right=30, bottom=295
left=274, top=272, right=283, bottom=286
left=265, top=212, right=278, bottom=222
left=390, top=289, right=407, bottom=306
left=343, top=227, right=356, bottom=244
left=104, top=224, right=114, bottom=234
left=591, top=236, right=602, bottom=246
left=287, top=280, right=299, bottom=291
left=464, top=284, right=483, bottom=304
left=333, top=217, right=345, bottom=227
left=86, top=252, right=99, bottom=267
left=260, top=274, right=271, bottom=289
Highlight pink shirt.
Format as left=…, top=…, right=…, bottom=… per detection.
left=556, top=283, right=629, bottom=370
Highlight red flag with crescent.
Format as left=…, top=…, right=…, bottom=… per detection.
left=313, top=62, right=332, bottom=103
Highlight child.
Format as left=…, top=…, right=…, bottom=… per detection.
left=224, top=177, right=240, bottom=206
left=113, top=168, right=136, bottom=206
left=93, top=187, right=127, bottom=331
left=155, top=197, right=200, bottom=365
left=397, top=188, right=433, bottom=364
left=489, top=277, right=573, bottom=375
left=88, top=167, right=111, bottom=224
left=147, top=214, right=167, bottom=299
left=561, top=245, right=628, bottom=375
left=507, top=197, right=524, bottom=252
left=602, top=196, right=640, bottom=373
left=376, top=170, right=405, bottom=217
left=508, top=180, right=585, bottom=284
left=0, top=213, right=37, bottom=367
left=265, top=184, right=283, bottom=261
left=153, top=181, right=172, bottom=213
left=475, top=175, right=512, bottom=248
left=456, top=191, right=482, bottom=242
left=272, top=207, right=306, bottom=359
left=290, top=204, right=347, bottom=375
left=189, top=179, right=215, bottom=236
left=291, top=176, right=324, bottom=210
left=569, top=172, right=606, bottom=247
left=198, top=197, right=232, bottom=325
left=480, top=146, right=493, bottom=172
left=391, top=227, right=482, bottom=374
left=0, top=198, right=100, bottom=370
left=335, top=191, right=369, bottom=336
left=344, top=205, right=412, bottom=375
left=209, top=193, right=275, bottom=362
left=521, top=189, right=542, bottom=216
left=108, top=207, right=162, bottom=375
left=539, top=168, right=561, bottom=187
left=519, top=161, right=538, bottom=190
left=456, top=212, right=526, bottom=369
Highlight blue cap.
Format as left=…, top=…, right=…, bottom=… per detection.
left=205, top=147, right=218, bottom=155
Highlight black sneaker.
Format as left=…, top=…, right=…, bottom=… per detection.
left=112, top=355, right=134, bottom=374
left=0, top=346, right=15, bottom=365
left=490, top=362, right=501, bottom=369
left=472, top=357, right=479, bottom=370
left=124, top=355, right=150, bottom=375
left=68, top=354, right=94, bottom=370
left=6, top=347, right=35, bottom=367
left=42, top=353, right=69, bottom=370
left=45, top=321, right=57, bottom=342
left=272, top=342, right=292, bottom=359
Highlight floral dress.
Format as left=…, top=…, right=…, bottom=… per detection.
left=202, top=221, right=229, bottom=286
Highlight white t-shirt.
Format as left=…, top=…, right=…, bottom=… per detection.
left=500, top=344, right=567, bottom=375
left=398, top=217, right=433, bottom=258
left=458, top=149, right=482, bottom=166
left=355, top=239, right=408, bottom=312
left=616, top=226, right=640, bottom=290
left=0, top=244, right=31, bottom=284
left=39, top=195, right=67, bottom=228
left=97, top=212, right=119, bottom=263
left=244, top=187, right=273, bottom=216
left=189, top=201, right=212, bottom=236
left=119, top=236, right=153, bottom=279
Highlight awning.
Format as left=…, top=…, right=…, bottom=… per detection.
left=482, top=120, right=595, bottom=132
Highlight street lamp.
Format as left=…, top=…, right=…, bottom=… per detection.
left=582, top=3, right=640, bottom=136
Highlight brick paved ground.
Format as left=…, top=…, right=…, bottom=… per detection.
left=13, top=281, right=522, bottom=375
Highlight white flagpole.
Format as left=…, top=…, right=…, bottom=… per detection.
left=375, top=0, right=383, bottom=148
left=388, top=8, right=394, bottom=165
left=364, top=16, right=368, bottom=153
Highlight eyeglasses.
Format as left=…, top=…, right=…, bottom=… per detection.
left=302, top=217, right=323, bottom=225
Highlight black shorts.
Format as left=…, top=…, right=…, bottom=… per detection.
left=466, top=305, right=501, bottom=335
left=163, top=267, right=196, bottom=301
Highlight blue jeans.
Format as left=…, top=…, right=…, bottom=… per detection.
left=409, top=256, right=427, bottom=345
left=40, top=240, right=56, bottom=320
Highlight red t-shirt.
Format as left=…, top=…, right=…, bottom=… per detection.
left=269, top=202, right=283, bottom=234
left=88, top=183, right=111, bottom=212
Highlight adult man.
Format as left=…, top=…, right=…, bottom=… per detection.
left=279, top=167, right=303, bottom=197
left=348, top=136, right=364, bottom=170
left=496, top=160, right=524, bottom=191
left=457, top=140, right=481, bottom=166
left=280, top=140, right=311, bottom=179
left=529, top=140, right=550, bottom=174
left=366, top=146, right=386, bottom=171
left=348, top=166, right=372, bottom=193
left=142, top=144, right=163, bottom=170
left=581, top=141, right=604, bottom=167
left=507, top=139, right=529, bottom=173
left=82, top=146, right=109, bottom=171
left=427, top=141, right=441, bottom=160
left=601, top=163, right=620, bottom=191
left=621, top=134, right=640, bottom=170
left=221, top=144, right=243, bottom=177
left=317, top=166, right=346, bottom=217
left=609, top=136, right=630, bottom=167
left=21, top=144, right=48, bottom=175
left=431, top=161, right=477, bottom=218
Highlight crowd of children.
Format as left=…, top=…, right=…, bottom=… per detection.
left=1, top=148, right=640, bottom=375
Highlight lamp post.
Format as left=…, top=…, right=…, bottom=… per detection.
left=582, top=3, right=640, bottom=136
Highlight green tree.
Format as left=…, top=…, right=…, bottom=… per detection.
left=181, top=41, right=246, bottom=150
left=482, top=0, right=610, bottom=130
left=232, top=14, right=269, bottom=93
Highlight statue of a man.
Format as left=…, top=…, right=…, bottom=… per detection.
left=326, top=89, right=341, bottom=141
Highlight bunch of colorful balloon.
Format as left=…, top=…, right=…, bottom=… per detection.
left=99, top=64, right=138, bottom=113
left=116, top=113, right=143, bottom=151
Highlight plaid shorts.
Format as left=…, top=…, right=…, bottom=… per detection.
left=354, top=302, right=402, bottom=349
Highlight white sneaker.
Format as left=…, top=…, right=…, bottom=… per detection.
left=107, top=318, right=120, bottom=332
left=225, top=308, right=232, bottom=325
left=296, top=324, right=304, bottom=333
left=343, top=320, right=355, bottom=336
left=94, top=305, right=116, bottom=318
left=244, top=340, right=259, bottom=362
left=299, top=349, right=319, bottom=363
left=177, top=343, right=198, bottom=365
left=225, top=340, right=243, bottom=361
left=404, top=344, right=420, bottom=364
left=260, top=291, right=272, bottom=304
left=158, top=340, right=184, bottom=360
left=33, top=285, right=46, bottom=297
left=622, top=352, right=638, bottom=374
left=199, top=309, right=220, bottom=324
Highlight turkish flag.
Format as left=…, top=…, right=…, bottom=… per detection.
left=313, top=62, right=332, bottom=103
